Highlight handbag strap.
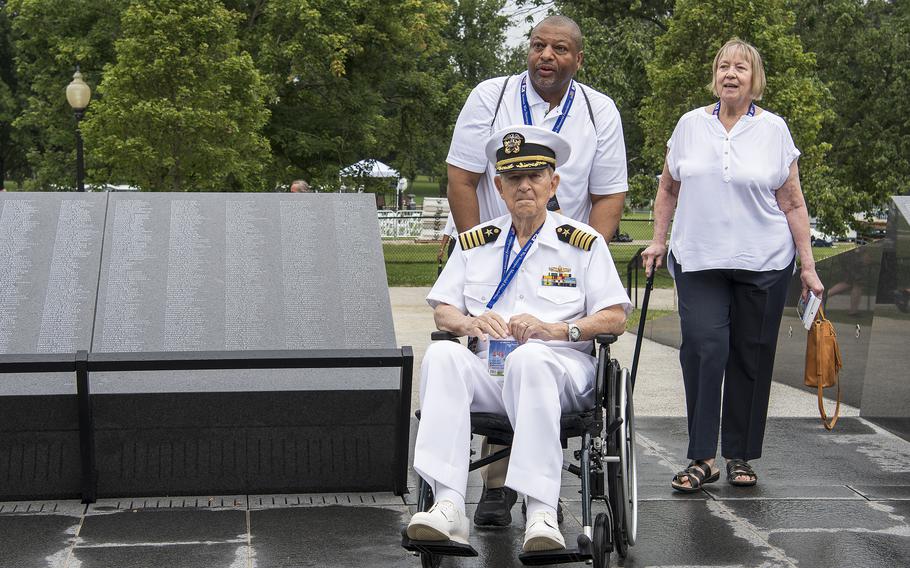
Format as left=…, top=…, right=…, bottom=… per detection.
left=814, top=304, right=841, bottom=429
left=817, top=380, right=840, bottom=430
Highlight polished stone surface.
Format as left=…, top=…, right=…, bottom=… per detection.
left=862, top=197, right=910, bottom=432
left=2, top=415, right=906, bottom=568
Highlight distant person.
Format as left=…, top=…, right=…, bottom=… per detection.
left=445, top=14, right=629, bottom=526
left=290, top=180, right=310, bottom=193
left=641, top=38, right=823, bottom=492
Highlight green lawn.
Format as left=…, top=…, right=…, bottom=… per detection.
left=383, top=239, right=858, bottom=287
left=808, top=242, right=856, bottom=263
left=382, top=241, right=675, bottom=287
left=626, top=307, right=674, bottom=332
left=409, top=175, right=443, bottom=207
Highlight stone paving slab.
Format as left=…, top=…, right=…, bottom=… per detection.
left=2, top=414, right=908, bottom=568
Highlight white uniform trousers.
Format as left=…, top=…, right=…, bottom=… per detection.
left=413, top=340, right=595, bottom=509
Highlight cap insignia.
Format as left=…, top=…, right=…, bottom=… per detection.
left=503, top=132, right=524, bottom=155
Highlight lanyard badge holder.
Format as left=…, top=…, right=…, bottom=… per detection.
left=485, top=225, right=541, bottom=376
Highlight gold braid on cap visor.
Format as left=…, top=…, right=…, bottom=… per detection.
left=495, top=155, right=556, bottom=173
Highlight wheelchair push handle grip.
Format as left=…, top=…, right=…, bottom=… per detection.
left=595, top=334, right=618, bottom=345
left=431, top=330, right=460, bottom=341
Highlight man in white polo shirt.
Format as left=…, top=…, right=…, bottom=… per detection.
left=445, top=14, right=629, bottom=527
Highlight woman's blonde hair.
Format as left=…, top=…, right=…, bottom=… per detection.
left=709, top=38, right=766, bottom=101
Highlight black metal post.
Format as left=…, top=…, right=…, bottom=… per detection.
left=394, top=346, right=414, bottom=496
left=75, top=349, right=96, bottom=503
left=74, top=110, right=85, bottom=192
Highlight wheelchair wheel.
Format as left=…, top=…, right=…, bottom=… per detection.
left=617, top=368, right=638, bottom=547
left=592, top=511, right=612, bottom=568
left=606, top=361, right=627, bottom=558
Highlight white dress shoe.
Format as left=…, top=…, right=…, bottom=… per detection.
left=522, top=511, right=566, bottom=552
left=406, top=500, right=470, bottom=545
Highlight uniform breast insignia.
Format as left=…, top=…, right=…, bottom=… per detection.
left=541, top=265, right=576, bottom=287
left=459, top=225, right=502, bottom=250
left=556, top=224, right=597, bottom=251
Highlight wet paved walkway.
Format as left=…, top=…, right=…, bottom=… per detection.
left=1, top=288, right=907, bottom=567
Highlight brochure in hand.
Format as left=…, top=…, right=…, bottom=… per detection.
left=797, top=291, right=822, bottom=330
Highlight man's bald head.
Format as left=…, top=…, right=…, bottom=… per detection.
left=531, top=15, right=583, bottom=52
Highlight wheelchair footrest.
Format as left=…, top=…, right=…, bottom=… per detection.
left=401, top=531, right=478, bottom=557
left=518, top=534, right=593, bottom=565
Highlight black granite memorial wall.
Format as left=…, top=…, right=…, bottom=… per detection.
left=860, top=197, right=910, bottom=439
left=0, top=193, right=106, bottom=499
left=0, top=192, right=410, bottom=500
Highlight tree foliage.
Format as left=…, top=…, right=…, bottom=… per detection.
left=246, top=0, right=453, bottom=190
left=639, top=0, right=854, bottom=233
left=80, top=0, right=270, bottom=192
left=7, top=0, right=122, bottom=189
left=0, top=3, right=26, bottom=185
left=793, top=0, right=910, bottom=216
left=0, top=0, right=905, bottom=219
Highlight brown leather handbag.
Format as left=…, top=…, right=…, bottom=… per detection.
left=804, top=305, right=843, bottom=430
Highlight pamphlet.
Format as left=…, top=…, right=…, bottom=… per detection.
left=488, top=339, right=520, bottom=377
left=797, top=291, right=822, bottom=330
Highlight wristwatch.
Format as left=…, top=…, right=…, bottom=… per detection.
left=567, top=322, right=582, bottom=342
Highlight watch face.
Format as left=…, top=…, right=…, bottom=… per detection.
left=569, top=324, right=581, bottom=342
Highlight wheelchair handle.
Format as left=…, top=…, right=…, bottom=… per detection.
left=431, top=330, right=460, bottom=341
left=595, top=334, right=618, bottom=345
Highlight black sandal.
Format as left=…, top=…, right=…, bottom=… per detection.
left=671, top=460, right=720, bottom=493
left=726, top=459, right=757, bottom=487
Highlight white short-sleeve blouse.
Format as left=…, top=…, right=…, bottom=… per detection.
left=666, top=107, right=800, bottom=274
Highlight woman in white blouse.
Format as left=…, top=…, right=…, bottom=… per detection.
left=642, top=38, right=824, bottom=492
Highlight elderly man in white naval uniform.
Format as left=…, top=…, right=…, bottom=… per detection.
left=406, top=125, right=631, bottom=552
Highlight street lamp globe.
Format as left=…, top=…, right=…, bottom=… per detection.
left=66, top=69, right=92, bottom=113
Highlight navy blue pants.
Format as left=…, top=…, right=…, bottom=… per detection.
left=673, top=253, right=794, bottom=461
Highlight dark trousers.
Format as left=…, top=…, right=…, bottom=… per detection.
left=673, top=253, right=793, bottom=461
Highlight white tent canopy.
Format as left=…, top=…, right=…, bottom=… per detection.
left=340, top=159, right=399, bottom=178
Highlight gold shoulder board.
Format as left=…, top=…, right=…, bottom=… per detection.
left=556, top=224, right=597, bottom=251
left=459, top=225, right=502, bottom=250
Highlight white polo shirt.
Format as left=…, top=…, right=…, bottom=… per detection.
left=666, top=107, right=800, bottom=274
left=447, top=72, right=628, bottom=228
left=428, top=212, right=632, bottom=364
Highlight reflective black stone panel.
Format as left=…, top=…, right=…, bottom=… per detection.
left=861, top=197, right=910, bottom=435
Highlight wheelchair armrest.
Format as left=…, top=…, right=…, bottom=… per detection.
left=595, top=334, right=618, bottom=345
left=431, top=330, right=460, bottom=341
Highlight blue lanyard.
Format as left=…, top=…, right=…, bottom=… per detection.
left=713, top=101, right=755, bottom=118
left=520, top=76, right=576, bottom=133
left=486, top=225, right=542, bottom=310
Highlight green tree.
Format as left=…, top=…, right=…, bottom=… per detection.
left=7, top=0, right=122, bottom=190
left=80, top=0, right=270, bottom=192
left=521, top=1, right=673, bottom=208
left=0, top=2, right=26, bottom=186
left=640, top=0, right=852, bottom=232
left=248, top=0, right=452, bottom=192
left=794, top=0, right=910, bottom=217
left=419, top=0, right=510, bottom=192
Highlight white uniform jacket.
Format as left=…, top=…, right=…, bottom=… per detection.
left=428, top=211, right=632, bottom=369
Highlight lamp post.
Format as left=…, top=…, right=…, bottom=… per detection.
left=66, top=68, right=92, bottom=192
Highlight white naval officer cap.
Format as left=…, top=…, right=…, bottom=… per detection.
left=484, top=124, right=572, bottom=174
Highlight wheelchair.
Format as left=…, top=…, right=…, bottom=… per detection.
left=402, top=275, right=652, bottom=567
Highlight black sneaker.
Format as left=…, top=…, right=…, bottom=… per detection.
left=520, top=500, right=565, bottom=524
left=473, top=486, right=518, bottom=528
